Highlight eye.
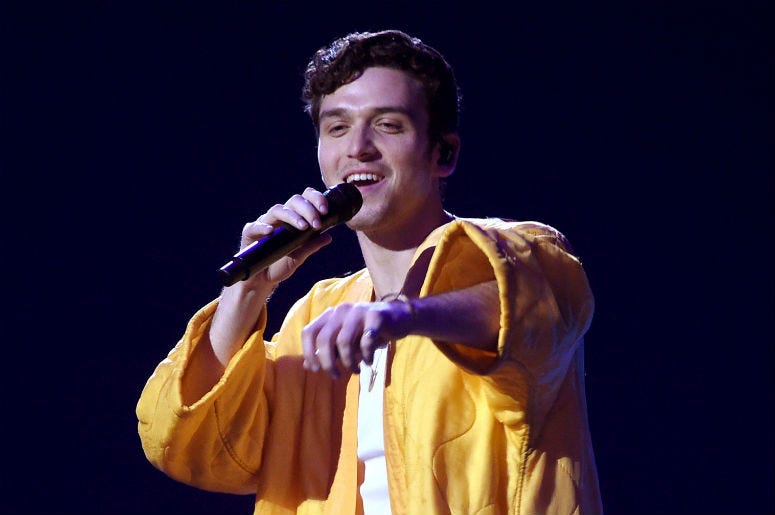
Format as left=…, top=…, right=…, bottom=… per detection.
left=325, top=123, right=348, bottom=137
left=376, top=120, right=403, bottom=133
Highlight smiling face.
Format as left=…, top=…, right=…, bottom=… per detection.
left=317, top=67, right=453, bottom=238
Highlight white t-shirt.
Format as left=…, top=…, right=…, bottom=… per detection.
left=357, top=346, right=392, bottom=515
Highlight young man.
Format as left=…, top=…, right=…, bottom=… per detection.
left=137, top=30, right=603, bottom=514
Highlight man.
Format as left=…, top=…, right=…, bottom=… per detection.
left=137, top=29, right=602, bottom=514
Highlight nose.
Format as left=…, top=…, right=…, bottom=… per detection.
left=347, top=125, right=379, bottom=161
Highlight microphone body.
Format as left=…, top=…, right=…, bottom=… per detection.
left=218, top=183, right=362, bottom=287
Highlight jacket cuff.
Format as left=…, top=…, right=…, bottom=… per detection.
left=176, top=299, right=270, bottom=413
left=421, top=220, right=511, bottom=375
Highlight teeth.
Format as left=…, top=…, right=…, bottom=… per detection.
left=346, top=173, right=381, bottom=183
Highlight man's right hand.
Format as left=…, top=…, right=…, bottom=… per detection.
left=237, top=186, right=334, bottom=287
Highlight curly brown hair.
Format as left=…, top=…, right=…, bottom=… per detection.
left=302, top=30, right=461, bottom=145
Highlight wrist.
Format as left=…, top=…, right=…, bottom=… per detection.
left=380, top=292, right=418, bottom=337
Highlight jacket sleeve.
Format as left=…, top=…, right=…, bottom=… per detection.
left=421, top=219, right=595, bottom=426
left=135, top=298, right=277, bottom=494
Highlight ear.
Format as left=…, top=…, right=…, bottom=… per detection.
left=433, top=133, right=460, bottom=178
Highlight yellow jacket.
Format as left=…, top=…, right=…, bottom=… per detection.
left=137, top=218, right=602, bottom=514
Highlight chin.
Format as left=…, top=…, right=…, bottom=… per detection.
left=344, top=218, right=368, bottom=232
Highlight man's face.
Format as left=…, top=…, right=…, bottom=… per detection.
left=317, top=67, right=447, bottom=232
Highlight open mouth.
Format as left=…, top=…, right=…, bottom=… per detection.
left=345, top=172, right=383, bottom=187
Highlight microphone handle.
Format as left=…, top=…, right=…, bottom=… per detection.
left=217, top=183, right=362, bottom=287
left=218, top=220, right=335, bottom=287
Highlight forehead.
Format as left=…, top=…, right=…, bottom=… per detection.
left=319, top=67, right=427, bottom=118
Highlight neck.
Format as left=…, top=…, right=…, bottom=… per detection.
left=356, top=209, right=453, bottom=298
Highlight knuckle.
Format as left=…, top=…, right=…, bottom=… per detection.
left=287, top=194, right=304, bottom=205
left=337, top=341, right=352, bottom=360
left=332, top=303, right=352, bottom=316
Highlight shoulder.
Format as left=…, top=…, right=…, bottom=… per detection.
left=280, top=268, right=371, bottom=325
left=446, top=217, right=576, bottom=254
left=306, top=268, right=372, bottom=303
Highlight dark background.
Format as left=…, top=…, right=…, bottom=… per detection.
left=3, top=1, right=773, bottom=514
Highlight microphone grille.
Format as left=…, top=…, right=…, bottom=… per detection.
left=325, top=183, right=363, bottom=222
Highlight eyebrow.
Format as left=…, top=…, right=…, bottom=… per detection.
left=319, top=106, right=413, bottom=121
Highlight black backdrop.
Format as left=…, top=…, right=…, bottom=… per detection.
left=3, top=1, right=773, bottom=514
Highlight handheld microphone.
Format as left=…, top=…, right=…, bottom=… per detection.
left=218, top=183, right=362, bottom=287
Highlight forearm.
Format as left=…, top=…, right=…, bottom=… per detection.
left=410, top=280, right=500, bottom=352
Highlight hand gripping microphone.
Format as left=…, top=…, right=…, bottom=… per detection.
left=218, top=183, right=363, bottom=287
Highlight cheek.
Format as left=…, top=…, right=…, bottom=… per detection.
left=400, top=144, right=435, bottom=172
left=317, top=143, right=336, bottom=172
left=317, top=145, right=344, bottom=188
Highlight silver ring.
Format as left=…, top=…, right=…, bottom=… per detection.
left=362, top=328, right=379, bottom=340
